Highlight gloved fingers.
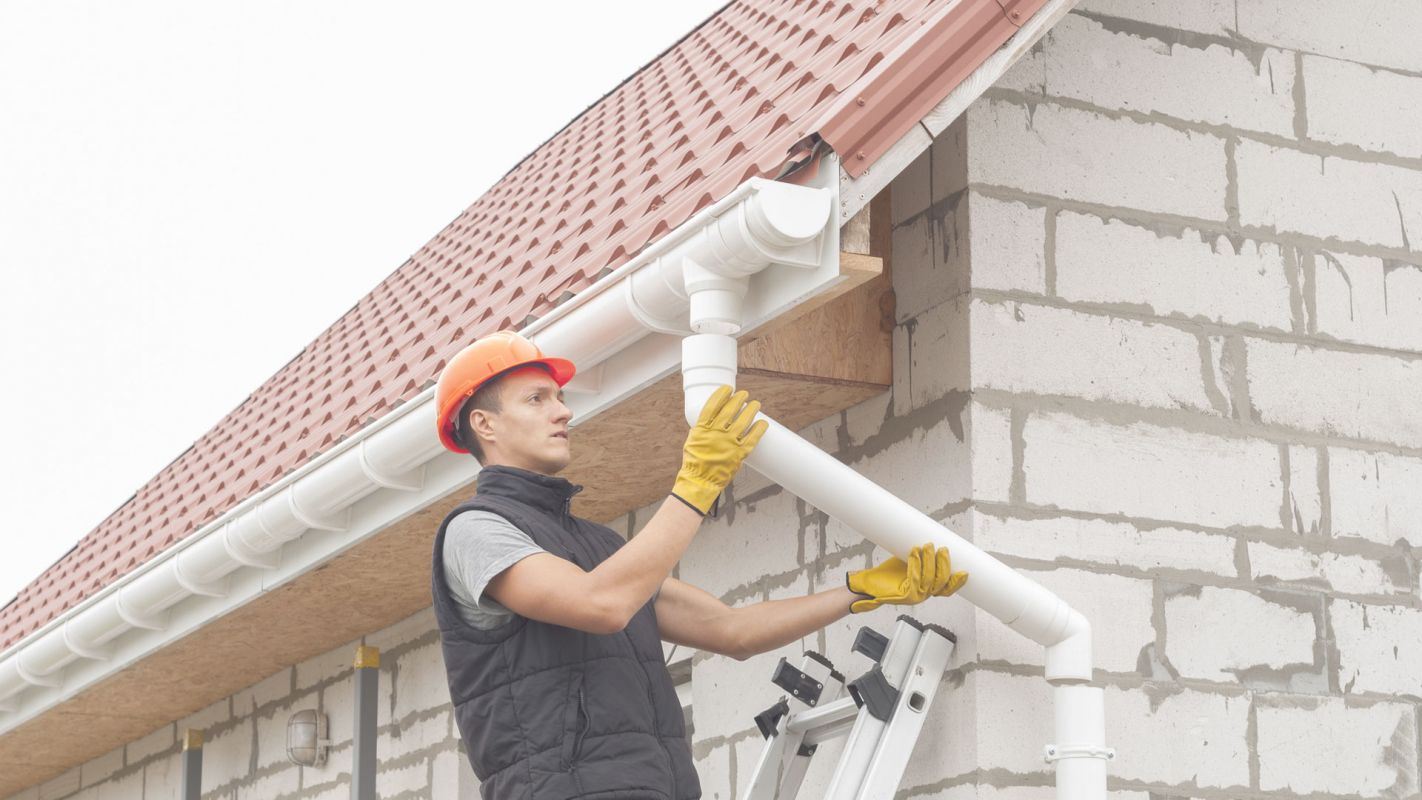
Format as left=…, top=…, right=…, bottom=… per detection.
left=712, top=389, right=751, bottom=430
left=729, top=399, right=762, bottom=438
left=943, top=571, right=968, bottom=596
left=741, top=419, right=770, bottom=450
left=917, top=541, right=939, bottom=592
left=906, top=545, right=924, bottom=596
left=696, top=385, right=734, bottom=427
left=931, top=548, right=952, bottom=594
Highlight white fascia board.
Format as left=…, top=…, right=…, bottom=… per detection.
left=837, top=0, right=1080, bottom=223
left=0, top=160, right=844, bottom=734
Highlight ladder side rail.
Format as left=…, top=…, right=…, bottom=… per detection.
left=823, top=619, right=925, bottom=800
left=855, top=626, right=957, bottom=800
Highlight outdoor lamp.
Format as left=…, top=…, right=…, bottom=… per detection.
left=286, top=709, right=330, bottom=766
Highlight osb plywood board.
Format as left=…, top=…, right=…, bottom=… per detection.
left=0, top=253, right=892, bottom=796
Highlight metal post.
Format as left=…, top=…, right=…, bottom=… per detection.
left=180, top=729, right=203, bottom=800
left=352, top=645, right=380, bottom=800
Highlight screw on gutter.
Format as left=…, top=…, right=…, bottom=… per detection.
left=857, top=151, right=866, bottom=160
left=856, top=97, right=866, bottom=106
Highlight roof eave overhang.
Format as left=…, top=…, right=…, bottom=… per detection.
left=0, top=159, right=852, bottom=742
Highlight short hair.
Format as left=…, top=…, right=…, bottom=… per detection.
left=453, top=363, right=553, bottom=461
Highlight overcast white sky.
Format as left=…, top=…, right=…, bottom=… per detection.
left=0, top=1, right=726, bottom=607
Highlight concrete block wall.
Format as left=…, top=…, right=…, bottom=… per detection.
left=924, top=0, right=1418, bottom=795
left=14, top=607, right=479, bottom=800
left=670, top=1, right=1422, bottom=798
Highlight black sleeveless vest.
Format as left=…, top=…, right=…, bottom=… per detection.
left=431, top=465, right=700, bottom=800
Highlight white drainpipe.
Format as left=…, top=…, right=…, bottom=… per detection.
left=677, top=300, right=1111, bottom=795
left=0, top=168, right=1110, bottom=799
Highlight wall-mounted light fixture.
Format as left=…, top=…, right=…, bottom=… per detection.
left=286, top=709, right=330, bottom=767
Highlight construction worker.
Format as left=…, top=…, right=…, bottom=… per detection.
left=430, top=330, right=968, bottom=799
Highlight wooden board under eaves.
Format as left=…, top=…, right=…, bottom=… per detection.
left=0, top=249, right=892, bottom=796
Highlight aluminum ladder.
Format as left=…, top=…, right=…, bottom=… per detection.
left=741, top=616, right=957, bottom=800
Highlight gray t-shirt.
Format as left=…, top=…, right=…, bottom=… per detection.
left=442, top=509, right=545, bottom=629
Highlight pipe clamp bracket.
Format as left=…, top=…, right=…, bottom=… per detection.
left=1044, top=743, right=1115, bottom=763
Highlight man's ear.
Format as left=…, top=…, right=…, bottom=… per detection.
left=468, top=407, right=497, bottom=449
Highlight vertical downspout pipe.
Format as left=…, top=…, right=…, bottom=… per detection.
left=680, top=323, right=1108, bottom=799
left=180, top=729, right=202, bottom=800
left=352, top=646, right=380, bottom=800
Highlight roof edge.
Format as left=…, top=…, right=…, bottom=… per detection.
left=815, top=0, right=1053, bottom=179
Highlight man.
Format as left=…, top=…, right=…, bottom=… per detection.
left=430, top=330, right=967, bottom=800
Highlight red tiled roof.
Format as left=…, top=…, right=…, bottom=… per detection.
left=1, top=0, right=1033, bottom=649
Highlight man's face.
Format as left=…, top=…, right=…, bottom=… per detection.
left=472, top=367, right=573, bottom=474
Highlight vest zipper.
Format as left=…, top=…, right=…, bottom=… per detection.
left=572, top=686, right=589, bottom=760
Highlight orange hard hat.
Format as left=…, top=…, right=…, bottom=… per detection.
left=435, top=330, right=576, bottom=454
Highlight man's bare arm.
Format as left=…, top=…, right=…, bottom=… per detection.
left=655, top=577, right=857, bottom=660
left=485, top=496, right=703, bottom=634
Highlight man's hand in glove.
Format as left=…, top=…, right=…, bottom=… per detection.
left=846, top=542, right=968, bottom=613
left=671, top=385, right=770, bottom=515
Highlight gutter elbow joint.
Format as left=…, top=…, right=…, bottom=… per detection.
left=1044, top=609, right=1092, bottom=684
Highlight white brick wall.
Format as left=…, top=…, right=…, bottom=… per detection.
left=972, top=512, right=1239, bottom=577
left=77, top=749, right=122, bottom=790
left=1075, top=0, right=1236, bottom=37
left=1304, top=55, right=1422, bottom=159
left=125, top=725, right=174, bottom=765
left=1333, top=600, right=1422, bottom=696
left=1023, top=412, right=1282, bottom=529
left=970, top=404, right=1014, bottom=504
left=968, top=193, right=1046, bottom=294
left=1330, top=446, right=1422, bottom=547
left=971, top=299, right=1216, bottom=412
left=679, top=487, right=803, bottom=599
left=1164, top=586, right=1317, bottom=681
left=896, top=295, right=969, bottom=412
left=393, top=637, right=453, bottom=719
left=1249, top=541, right=1404, bottom=596
left=1313, top=251, right=1422, bottom=352
left=1284, top=445, right=1323, bottom=535
left=1246, top=338, right=1422, bottom=447
left=201, top=719, right=253, bottom=793
left=1107, top=684, right=1251, bottom=788
left=1256, top=696, right=1418, bottom=795
left=1235, top=0, right=1422, bottom=74
left=1040, top=14, right=1296, bottom=136
left=967, top=97, right=1229, bottom=220
left=1054, top=212, right=1295, bottom=331
left=1236, top=139, right=1422, bottom=251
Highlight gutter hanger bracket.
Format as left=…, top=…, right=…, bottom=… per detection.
left=14, top=659, right=61, bottom=689
left=114, top=594, right=168, bottom=632
left=287, top=493, right=349, bottom=533
left=61, top=626, right=111, bottom=662
left=172, top=558, right=230, bottom=599
left=358, top=442, right=424, bottom=492
left=222, top=524, right=281, bottom=570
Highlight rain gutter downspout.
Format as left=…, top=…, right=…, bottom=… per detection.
left=675, top=280, right=1110, bottom=795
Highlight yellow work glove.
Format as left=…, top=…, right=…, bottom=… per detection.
left=846, top=542, right=968, bottom=614
left=671, top=385, right=770, bottom=515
